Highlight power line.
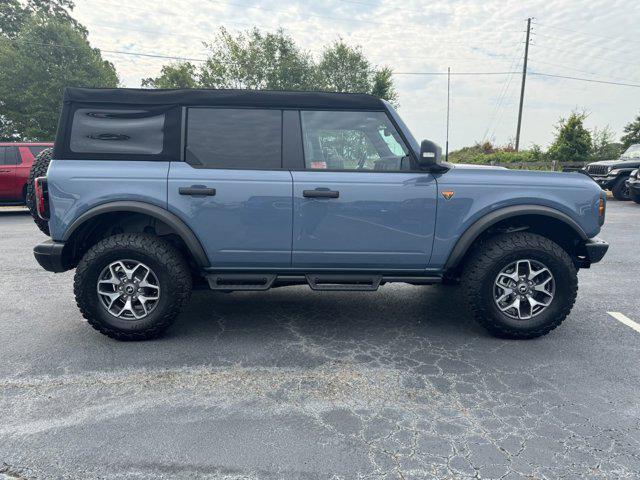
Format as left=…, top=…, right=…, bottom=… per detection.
left=529, top=59, right=637, bottom=84
left=394, top=71, right=521, bottom=75
left=529, top=42, right=638, bottom=68
left=532, top=21, right=640, bottom=46
left=395, top=69, right=640, bottom=87
left=482, top=34, right=526, bottom=142
left=11, top=39, right=640, bottom=88
left=11, top=40, right=208, bottom=62
left=528, top=72, right=640, bottom=88
left=531, top=32, right=636, bottom=61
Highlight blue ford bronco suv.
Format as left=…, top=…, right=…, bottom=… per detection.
left=32, top=87, right=609, bottom=341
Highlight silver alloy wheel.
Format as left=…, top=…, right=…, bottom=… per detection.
left=493, top=259, right=555, bottom=320
left=97, top=260, right=160, bottom=320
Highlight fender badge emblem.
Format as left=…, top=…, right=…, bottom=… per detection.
left=441, top=191, right=455, bottom=200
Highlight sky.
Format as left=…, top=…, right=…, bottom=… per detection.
left=70, top=0, right=640, bottom=151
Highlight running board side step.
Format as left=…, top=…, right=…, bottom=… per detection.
left=207, top=273, right=276, bottom=290
left=204, top=272, right=442, bottom=291
left=306, top=274, right=382, bottom=291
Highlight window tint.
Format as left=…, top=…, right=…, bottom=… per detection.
left=186, top=108, right=282, bottom=169
left=70, top=108, right=165, bottom=155
left=29, top=146, right=49, bottom=157
left=3, top=147, right=19, bottom=165
left=300, top=111, right=410, bottom=171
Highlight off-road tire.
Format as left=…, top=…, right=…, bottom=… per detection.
left=26, top=147, right=53, bottom=235
left=74, top=233, right=192, bottom=341
left=461, top=232, right=578, bottom=339
left=611, top=177, right=631, bottom=201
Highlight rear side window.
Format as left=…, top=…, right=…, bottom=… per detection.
left=28, top=146, right=49, bottom=157
left=56, top=104, right=180, bottom=161
left=70, top=108, right=165, bottom=155
left=186, top=108, right=282, bottom=169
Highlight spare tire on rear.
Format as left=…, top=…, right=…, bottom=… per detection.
left=26, top=147, right=53, bottom=236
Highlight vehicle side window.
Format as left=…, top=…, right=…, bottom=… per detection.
left=0, top=147, right=5, bottom=165
left=186, top=108, right=282, bottom=169
left=3, top=147, right=19, bottom=165
left=300, top=111, right=410, bottom=171
left=29, top=146, right=48, bottom=157
left=70, top=108, right=166, bottom=155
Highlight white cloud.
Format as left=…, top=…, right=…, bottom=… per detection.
left=72, top=0, right=640, bottom=149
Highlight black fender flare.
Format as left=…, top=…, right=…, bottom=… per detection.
left=444, top=205, right=588, bottom=270
left=63, top=201, right=209, bottom=267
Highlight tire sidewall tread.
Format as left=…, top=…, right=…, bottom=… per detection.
left=611, top=177, right=631, bottom=201
left=462, top=232, right=578, bottom=339
left=26, top=148, right=53, bottom=235
left=74, top=233, right=192, bottom=341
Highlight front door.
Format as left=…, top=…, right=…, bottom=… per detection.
left=168, top=108, right=292, bottom=269
left=291, top=110, right=437, bottom=271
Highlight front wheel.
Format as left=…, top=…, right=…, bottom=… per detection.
left=611, top=177, right=631, bottom=201
left=461, top=232, right=577, bottom=339
left=74, top=233, right=192, bottom=340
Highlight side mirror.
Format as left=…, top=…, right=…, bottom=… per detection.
left=418, top=140, right=443, bottom=170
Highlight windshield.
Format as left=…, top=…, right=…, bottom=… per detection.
left=621, top=144, right=640, bottom=159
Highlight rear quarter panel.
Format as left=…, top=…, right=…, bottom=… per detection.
left=429, top=168, right=603, bottom=268
left=47, top=160, right=170, bottom=241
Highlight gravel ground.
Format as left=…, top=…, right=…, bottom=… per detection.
left=0, top=201, right=639, bottom=479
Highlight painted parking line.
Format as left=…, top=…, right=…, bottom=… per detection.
left=607, top=312, right=640, bottom=334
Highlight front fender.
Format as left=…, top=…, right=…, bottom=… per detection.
left=429, top=168, right=602, bottom=269
left=443, top=204, right=588, bottom=270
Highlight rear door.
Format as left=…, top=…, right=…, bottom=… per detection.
left=168, top=107, right=293, bottom=269
left=291, top=110, right=438, bottom=271
left=0, top=147, right=18, bottom=200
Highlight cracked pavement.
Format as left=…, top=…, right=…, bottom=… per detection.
left=1, top=202, right=639, bottom=479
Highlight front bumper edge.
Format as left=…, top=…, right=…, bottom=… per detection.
left=583, top=237, right=609, bottom=264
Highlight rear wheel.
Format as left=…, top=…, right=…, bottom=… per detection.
left=26, top=148, right=53, bottom=235
left=74, top=233, right=192, bottom=340
left=461, top=232, right=577, bottom=339
left=611, top=177, right=631, bottom=201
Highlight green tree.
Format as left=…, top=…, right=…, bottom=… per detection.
left=144, top=28, right=397, bottom=104
left=142, top=62, right=198, bottom=89
left=198, top=27, right=315, bottom=90
left=591, top=126, right=621, bottom=160
left=0, top=11, right=118, bottom=140
left=620, top=113, right=640, bottom=150
left=316, top=40, right=372, bottom=94
left=547, top=112, right=592, bottom=162
left=371, top=67, right=397, bottom=105
left=1, top=0, right=81, bottom=38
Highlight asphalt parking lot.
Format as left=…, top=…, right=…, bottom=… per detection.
left=1, top=201, right=639, bottom=480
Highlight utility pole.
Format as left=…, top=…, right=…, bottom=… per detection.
left=445, top=66, right=450, bottom=162
left=515, top=17, right=531, bottom=152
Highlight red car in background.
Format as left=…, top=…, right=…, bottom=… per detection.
left=0, top=142, right=53, bottom=205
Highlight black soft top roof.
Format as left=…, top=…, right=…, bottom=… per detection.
left=63, top=87, right=386, bottom=110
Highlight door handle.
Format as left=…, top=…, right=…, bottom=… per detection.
left=303, top=188, right=339, bottom=199
left=179, top=186, right=216, bottom=196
